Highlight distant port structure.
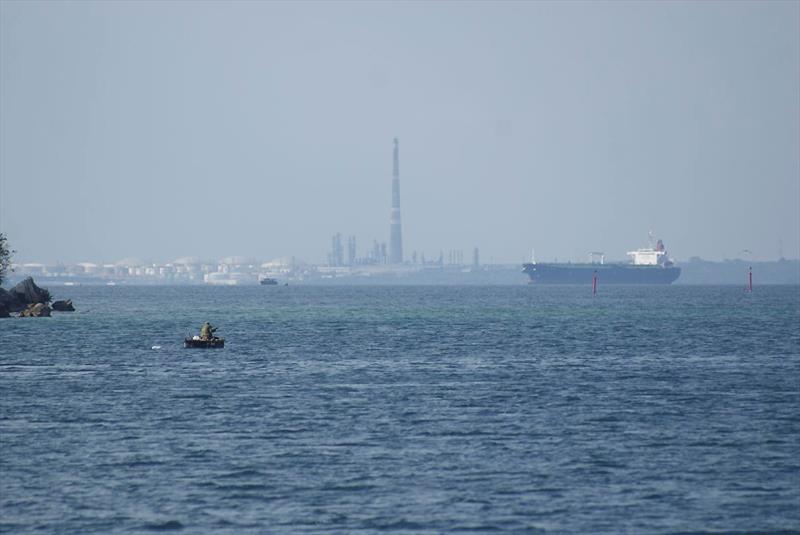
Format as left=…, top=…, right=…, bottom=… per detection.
left=9, top=149, right=799, bottom=286
left=9, top=136, right=799, bottom=287
left=323, top=137, right=486, bottom=273
left=327, top=138, right=411, bottom=268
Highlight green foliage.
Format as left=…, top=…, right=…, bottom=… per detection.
left=0, top=233, right=12, bottom=286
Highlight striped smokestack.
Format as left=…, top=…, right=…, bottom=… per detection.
left=389, top=138, right=403, bottom=264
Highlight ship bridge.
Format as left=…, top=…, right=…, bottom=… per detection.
left=627, top=248, right=667, bottom=266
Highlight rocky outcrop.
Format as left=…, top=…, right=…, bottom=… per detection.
left=0, top=287, right=23, bottom=312
left=51, top=299, right=75, bottom=312
left=19, top=303, right=51, bottom=317
left=0, top=303, right=9, bottom=318
left=1, top=278, right=69, bottom=316
left=9, top=277, right=51, bottom=307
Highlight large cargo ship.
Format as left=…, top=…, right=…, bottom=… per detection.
left=523, top=237, right=681, bottom=284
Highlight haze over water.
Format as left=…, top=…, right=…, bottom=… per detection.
left=1, top=1, right=799, bottom=264
left=2, top=1, right=799, bottom=533
left=2, top=285, right=799, bottom=532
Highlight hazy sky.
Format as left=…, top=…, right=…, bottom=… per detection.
left=1, top=0, right=798, bottom=264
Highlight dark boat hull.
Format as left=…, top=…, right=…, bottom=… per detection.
left=523, top=263, right=681, bottom=284
left=184, top=338, right=225, bottom=348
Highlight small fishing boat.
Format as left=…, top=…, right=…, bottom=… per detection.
left=259, top=277, right=279, bottom=286
left=184, top=337, right=225, bottom=348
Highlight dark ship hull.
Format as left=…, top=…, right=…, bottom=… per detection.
left=523, top=263, right=681, bottom=284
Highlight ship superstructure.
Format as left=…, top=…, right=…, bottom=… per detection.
left=626, top=238, right=674, bottom=267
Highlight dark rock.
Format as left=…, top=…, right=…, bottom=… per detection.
left=19, top=303, right=51, bottom=317
left=0, top=287, right=24, bottom=312
left=52, top=299, right=75, bottom=312
left=9, top=277, right=51, bottom=306
left=0, top=303, right=9, bottom=318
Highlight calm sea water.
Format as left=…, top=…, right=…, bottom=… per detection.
left=1, top=285, right=798, bottom=533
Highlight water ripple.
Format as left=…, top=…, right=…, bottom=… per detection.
left=1, top=285, right=798, bottom=533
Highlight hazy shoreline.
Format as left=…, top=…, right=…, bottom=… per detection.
left=5, top=258, right=798, bottom=287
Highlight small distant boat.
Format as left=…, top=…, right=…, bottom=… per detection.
left=259, top=278, right=279, bottom=286
left=184, top=337, right=225, bottom=348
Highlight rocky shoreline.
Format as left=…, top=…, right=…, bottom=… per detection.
left=0, top=277, right=73, bottom=318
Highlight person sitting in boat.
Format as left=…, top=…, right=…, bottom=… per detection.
left=199, top=321, right=217, bottom=340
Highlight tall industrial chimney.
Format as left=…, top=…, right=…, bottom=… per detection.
left=389, top=138, right=403, bottom=264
